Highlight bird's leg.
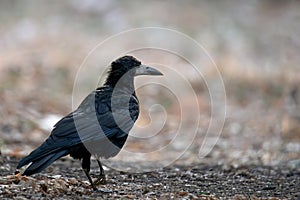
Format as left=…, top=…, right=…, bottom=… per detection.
left=82, top=156, right=97, bottom=190
left=83, top=168, right=96, bottom=190
left=94, top=158, right=107, bottom=185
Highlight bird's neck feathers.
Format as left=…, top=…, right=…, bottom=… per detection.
left=104, top=70, right=136, bottom=92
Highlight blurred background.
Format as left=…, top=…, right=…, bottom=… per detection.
left=0, top=0, right=299, bottom=168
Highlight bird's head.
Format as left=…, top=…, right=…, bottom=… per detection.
left=105, top=56, right=163, bottom=86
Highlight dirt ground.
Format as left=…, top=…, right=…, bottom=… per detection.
left=0, top=155, right=299, bottom=199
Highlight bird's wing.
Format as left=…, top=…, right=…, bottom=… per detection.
left=52, top=91, right=139, bottom=142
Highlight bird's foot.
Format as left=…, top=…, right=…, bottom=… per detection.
left=94, top=175, right=107, bottom=185
left=91, top=184, right=97, bottom=191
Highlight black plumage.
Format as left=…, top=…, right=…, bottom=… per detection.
left=16, top=55, right=163, bottom=188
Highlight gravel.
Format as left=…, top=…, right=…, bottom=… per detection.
left=0, top=155, right=299, bottom=199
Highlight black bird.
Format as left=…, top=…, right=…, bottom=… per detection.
left=16, top=56, right=163, bottom=188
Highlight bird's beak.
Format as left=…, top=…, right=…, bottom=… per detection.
left=135, top=64, right=163, bottom=76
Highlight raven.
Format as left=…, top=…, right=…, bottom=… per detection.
left=16, top=56, right=163, bottom=188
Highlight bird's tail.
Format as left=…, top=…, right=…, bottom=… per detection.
left=18, top=150, right=68, bottom=176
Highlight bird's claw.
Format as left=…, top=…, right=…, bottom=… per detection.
left=94, top=175, right=107, bottom=185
